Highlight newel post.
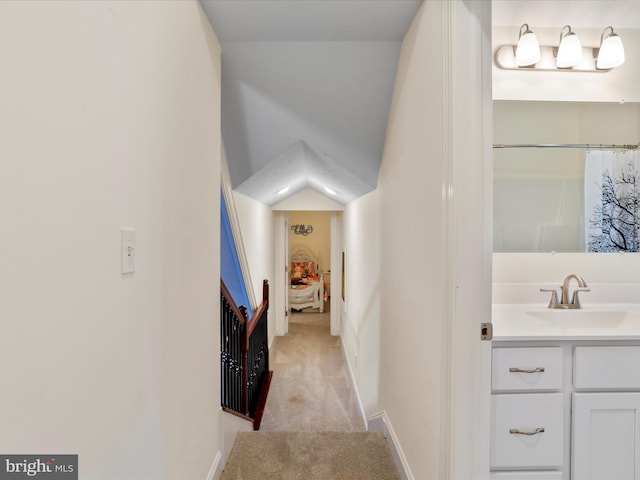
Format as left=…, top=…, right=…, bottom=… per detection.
left=262, top=280, right=269, bottom=308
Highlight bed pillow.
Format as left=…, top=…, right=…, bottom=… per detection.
left=291, top=261, right=315, bottom=279
left=291, top=262, right=305, bottom=279
left=304, top=261, right=315, bottom=275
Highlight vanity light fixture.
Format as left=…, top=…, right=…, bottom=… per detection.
left=514, top=23, right=540, bottom=66
left=556, top=25, right=583, bottom=68
left=596, top=26, right=625, bottom=69
left=495, top=24, right=625, bottom=72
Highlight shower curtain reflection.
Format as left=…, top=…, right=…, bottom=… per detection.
left=585, top=150, right=640, bottom=252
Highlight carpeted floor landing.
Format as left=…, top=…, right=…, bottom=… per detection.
left=259, top=307, right=363, bottom=432
left=220, top=309, right=400, bottom=479
left=220, top=431, right=401, bottom=480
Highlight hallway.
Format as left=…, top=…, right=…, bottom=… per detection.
left=261, top=306, right=364, bottom=432
left=220, top=305, right=401, bottom=479
left=1, top=2, right=492, bottom=477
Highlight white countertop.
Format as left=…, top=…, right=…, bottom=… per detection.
left=492, top=303, right=640, bottom=341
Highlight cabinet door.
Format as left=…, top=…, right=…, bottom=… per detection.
left=572, top=393, right=640, bottom=480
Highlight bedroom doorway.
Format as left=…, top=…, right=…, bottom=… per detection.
left=289, top=210, right=330, bottom=312
left=275, top=208, right=342, bottom=337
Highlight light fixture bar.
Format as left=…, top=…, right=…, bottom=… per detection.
left=496, top=45, right=605, bottom=72
left=496, top=24, right=624, bottom=72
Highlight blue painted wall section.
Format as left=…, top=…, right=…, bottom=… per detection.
left=220, top=192, right=252, bottom=317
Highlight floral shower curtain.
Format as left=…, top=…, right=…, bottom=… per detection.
left=584, top=149, right=640, bottom=252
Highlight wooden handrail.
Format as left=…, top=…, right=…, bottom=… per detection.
left=220, top=280, right=249, bottom=324
left=244, top=279, right=269, bottom=338
left=220, top=278, right=271, bottom=429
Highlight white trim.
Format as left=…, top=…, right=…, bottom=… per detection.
left=207, top=450, right=223, bottom=480
left=274, top=212, right=289, bottom=336
left=440, top=1, right=454, bottom=478
left=368, top=411, right=414, bottom=480
left=340, top=338, right=368, bottom=430
left=330, top=212, right=341, bottom=336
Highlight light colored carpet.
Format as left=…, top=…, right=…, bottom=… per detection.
left=260, top=308, right=363, bottom=432
left=220, top=431, right=401, bottom=480
left=220, top=308, right=400, bottom=479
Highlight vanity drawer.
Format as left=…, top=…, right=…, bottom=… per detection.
left=491, top=393, right=564, bottom=469
left=574, top=346, right=640, bottom=389
left=492, top=347, right=563, bottom=391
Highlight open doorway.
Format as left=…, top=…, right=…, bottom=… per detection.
left=289, top=211, right=331, bottom=312
left=274, top=207, right=342, bottom=338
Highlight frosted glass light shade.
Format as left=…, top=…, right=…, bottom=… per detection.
left=597, top=27, right=625, bottom=69
left=515, top=25, right=540, bottom=66
left=557, top=27, right=583, bottom=68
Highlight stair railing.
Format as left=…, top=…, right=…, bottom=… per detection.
left=220, top=279, right=271, bottom=429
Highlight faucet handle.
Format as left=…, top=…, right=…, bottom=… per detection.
left=571, top=288, right=591, bottom=308
left=540, top=288, right=559, bottom=308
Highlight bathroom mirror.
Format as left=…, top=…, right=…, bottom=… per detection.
left=493, top=100, right=640, bottom=253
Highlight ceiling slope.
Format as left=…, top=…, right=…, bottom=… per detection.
left=200, top=0, right=423, bottom=205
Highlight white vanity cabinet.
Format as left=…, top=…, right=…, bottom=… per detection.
left=572, top=346, right=640, bottom=480
left=490, top=347, right=565, bottom=479
left=491, top=342, right=640, bottom=480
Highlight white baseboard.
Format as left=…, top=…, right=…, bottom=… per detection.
left=368, top=411, right=413, bottom=480
left=212, top=409, right=254, bottom=479
left=207, top=450, right=222, bottom=480
left=339, top=340, right=368, bottom=430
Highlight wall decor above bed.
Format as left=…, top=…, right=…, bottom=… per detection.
left=290, top=224, right=313, bottom=236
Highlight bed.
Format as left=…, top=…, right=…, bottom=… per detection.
left=289, top=246, right=325, bottom=313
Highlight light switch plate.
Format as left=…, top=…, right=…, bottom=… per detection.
left=121, top=228, right=135, bottom=274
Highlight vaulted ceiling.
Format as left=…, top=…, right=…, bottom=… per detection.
left=199, top=0, right=422, bottom=205
left=201, top=0, right=638, bottom=206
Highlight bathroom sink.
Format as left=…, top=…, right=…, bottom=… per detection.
left=525, top=309, right=640, bottom=329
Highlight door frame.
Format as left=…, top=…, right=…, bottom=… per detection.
left=274, top=209, right=342, bottom=337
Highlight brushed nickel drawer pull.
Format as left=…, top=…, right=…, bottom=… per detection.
left=510, top=427, right=545, bottom=436
left=509, top=367, right=545, bottom=373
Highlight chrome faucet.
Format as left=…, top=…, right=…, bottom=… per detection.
left=540, top=274, right=590, bottom=309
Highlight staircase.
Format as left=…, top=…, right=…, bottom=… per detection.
left=220, top=279, right=272, bottom=430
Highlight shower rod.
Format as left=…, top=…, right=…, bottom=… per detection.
left=493, top=143, right=639, bottom=150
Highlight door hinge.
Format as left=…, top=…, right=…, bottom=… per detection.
left=285, top=309, right=289, bottom=317
left=481, top=322, right=493, bottom=341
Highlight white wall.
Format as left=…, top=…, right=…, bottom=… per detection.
left=494, top=252, right=640, bottom=284
left=0, top=2, right=223, bottom=478
left=341, top=190, right=381, bottom=416
left=377, top=3, right=446, bottom=478
left=272, top=187, right=344, bottom=211
left=233, top=192, right=276, bottom=346
left=374, top=1, right=493, bottom=478
left=493, top=27, right=640, bottom=103
left=289, top=211, right=331, bottom=273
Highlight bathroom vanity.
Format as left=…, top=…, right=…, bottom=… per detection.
left=490, top=304, right=640, bottom=480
